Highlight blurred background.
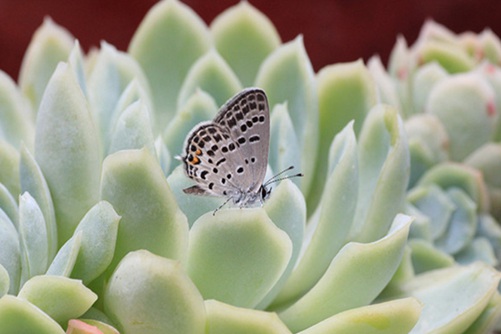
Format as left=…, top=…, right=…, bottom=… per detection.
left=1, top=0, right=501, bottom=80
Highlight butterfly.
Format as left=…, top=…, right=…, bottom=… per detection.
left=180, top=88, right=301, bottom=212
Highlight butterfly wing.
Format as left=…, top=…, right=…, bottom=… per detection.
left=181, top=88, right=270, bottom=198
left=213, top=88, right=270, bottom=193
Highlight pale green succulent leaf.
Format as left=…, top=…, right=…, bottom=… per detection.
left=108, top=100, right=155, bottom=156
left=411, top=62, right=448, bottom=114
left=417, top=41, right=475, bottom=73
left=18, top=192, right=48, bottom=286
left=205, top=299, right=291, bottom=334
left=187, top=208, right=292, bottom=308
left=18, top=275, right=97, bottom=325
left=0, top=210, right=20, bottom=294
left=404, top=262, right=501, bottom=333
left=71, top=201, right=120, bottom=284
left=154, top=136, right=171, bottom=175
left=177, top=49, right=242, bottom=109
left=211, top=1, right=280, bottom=86
left=279, top=214, right=412, bottom=332
left=297, top=297, right=421, bottom=334
left=0, top=140, right=20, bottom=198
left=88, top=42, right=154, bottom=141
left=0, top=71, right=35, bottom=149
left=129, top=0, right=211, bottom=125
left=434, top=188, right=477, bottom=254
left=19, top=145, right=58, bottom=260
left=477, top=214, right=501, bottom=261
left=255, top=36, right=318, bottom=196
left=408, top=239, right=455, bottom=274
left=407, top=184, right=455, bottom=240
left=275, top=121, right=358, bottom=306
left=427, top=73, right=497, bottom=161
left=465, top=143, right=501, bottom=187
left=18, top=18, right=74, bottom=110
left=351, top=105, right=409, bottom=242
left=46, top=231, right=82, bottom=277
left=404, top=114, right=449, bottom=187
left=415, top=20, right=461, bottom=47
left=0, top=295, right=65, bottom=334
left=100, top=148, right=189, bottom=270
left=258, top=180, right=306, bottom=309
left=367, top=55, right=401, bottom=110
left=268, top=103, right=301, bottom=182
left=387, top=36, right=414, bottom=116
left=163, top=89, right=218, bottom=172
left=479, top=29, right=501, bottom=64
left=455, top=237, right=497, bottom=266
left=35, top=62, right=101, bottom=246
left=463, top=292, right=501, bottom=334
left=475, top=62, right=501, bottom=141
left=68, top=41, right=88, bottom=97
left=104, top=250, right=205, bottom=334
left=405, top=203, right=432, bottom=241
left=308, top=60, right=376, bottom=210
left=0, top=183, right=18, bottom=226
left=0, top=265, right=9, bottom=298
left=167, top=165, right=224, bottom=226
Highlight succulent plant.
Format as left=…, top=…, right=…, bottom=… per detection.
left=0, top=1, right=500, bottom=333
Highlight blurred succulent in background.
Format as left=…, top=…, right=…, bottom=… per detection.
left=0, top=1, right=500, bottom=333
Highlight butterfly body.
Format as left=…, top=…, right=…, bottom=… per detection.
left=180, top=88, right=270, bottom=207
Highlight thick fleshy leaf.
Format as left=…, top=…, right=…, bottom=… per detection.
left=367, top=55, right=401, bottom=109
left=211, top=1, right=280, bottom=86
left=427, top=73, right=497, bottom=161
left=0, top=183, right=18, bottom=226
left=18, top=275, right=97, bottom=325
left=408, top=239, right=455, bottom=274
left=417, top=163, right=489, bottom=212
left=167, top=165, right=224, bottom=226
left=0, top=71, right=34, bottom=149
left=434, top=188, right=477, bottom=254
left=298, top=298, right=421, bottom=334
left=455, top=237, right=497, bottom=266
left=350, top=105, right=409, bottom=242
left=463, top=292, right=501, bottom=334
left=205, top=299, right=291, bottom=334
left=476, top=63, right=501, bottom=141
left=279, top=214, right=412, bottom=332
left=100, top=148, right=188, bottom=270
left=163, top=89, right=218, bottom=169
left=0, top=140, right=20, bottom=198
left=88, top=42, right=154, bottom=141
left=387, top=36, right=414, bottom=116
left=0, top=295, right=65, bottom=334
left=155, top=136, right=171, bottom=175
left=0, top=265, right=9, bottom=298
left=71, top=201, right=120, bottom=284
left=407, top=184, right=455, bottom=240
left=104, top=250, right=205, bottom=334
left=187, top=208, right=292, bottom=308
left=129, top=0, right=211, bottom=125
left=268, top=103, right=301, bottom=181
left=258, top=180, right=306, bottom=309
left=19, top=146, right=57, bottom=260
left=255, top=36, right=318, bottom=196
left=177, top=50, right=242, bottom=109
left=0, top=210, right=20, bottom=294
left=46, top=231, right=82, bottom=277
left=411, top=62, right=448, bottom=114
left=108, top=100, right=155, bottom=156
left=18, top=192, right=48, bottom=286
left=479, top=29, right=501, bottom=64
left=417, top=41, right=475, bottom=74
left=404, top=262, right=501, bottom=333
left=18, top=18, right=74, bottom=109
left=477, top=214, right=501, bottom=262
left=68, top=41, right=88, bottom=97
left=404, top=114, right=449, bottom=187
left=35, top=62, right=101, bottom=246
left=274, top=122, right=358, bottom=307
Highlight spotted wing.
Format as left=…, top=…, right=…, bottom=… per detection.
left=213, top=88, right=270, bottom=193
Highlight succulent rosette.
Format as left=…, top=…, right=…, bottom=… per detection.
left=0, top=1, right=500, bottom=334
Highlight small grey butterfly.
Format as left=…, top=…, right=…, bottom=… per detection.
left=180, top=88, right=301, bottom=212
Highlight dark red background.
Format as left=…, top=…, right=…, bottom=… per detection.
left=1, top=0, right=500, bottom=81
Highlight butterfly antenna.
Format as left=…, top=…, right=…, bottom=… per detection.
left=213, top=197, right=233, bottom=216
left=264, top=166, right=303, bottom=186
